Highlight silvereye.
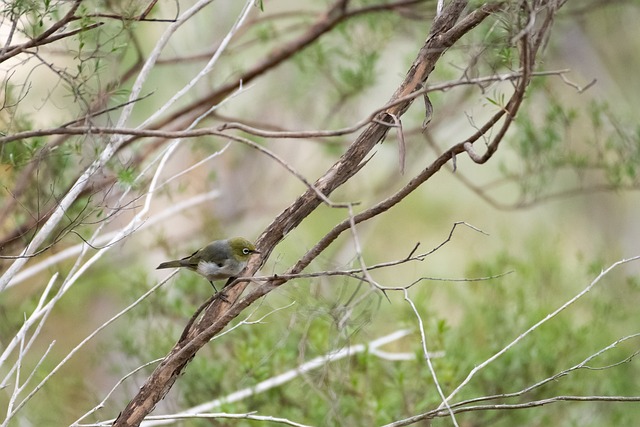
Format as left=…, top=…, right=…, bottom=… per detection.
left=156, top=237, right=259, bottom=291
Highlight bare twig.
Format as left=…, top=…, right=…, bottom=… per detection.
left=71, top=358, right=165, bottom=426
left=385, top=396, right=640, bottom=426
left=438, top=255, right=640, bottom=411
left=111, top=2, right=495, bottom=424
left=559, top=73, right=597, bottom=93
left=403, top=288, right=458, bottom=426
left=0, top=0, right=85, bottom=63
left=131, top=330, right=414, bottom=427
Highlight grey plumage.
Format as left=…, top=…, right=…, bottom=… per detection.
left=156, top=237, right=259, bottom=291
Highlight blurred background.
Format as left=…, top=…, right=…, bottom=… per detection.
left=1, top=1, right=639, bottom=425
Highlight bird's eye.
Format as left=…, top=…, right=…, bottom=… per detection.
left=242, top=248, right=250, bottom=255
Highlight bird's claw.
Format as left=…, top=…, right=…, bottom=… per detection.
left=214, top=291, right=230, bottom=303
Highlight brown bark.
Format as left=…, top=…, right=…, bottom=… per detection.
left=112, top=1, right=508, bottom=425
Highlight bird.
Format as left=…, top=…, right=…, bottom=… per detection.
left=156, top=237, right=260, bottom=292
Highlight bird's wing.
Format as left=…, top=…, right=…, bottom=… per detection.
left=202, top=248, right=229, bottom=267
left=182, top=244, right=227, bottom=268
left=179, top=249, right=202, bottom=268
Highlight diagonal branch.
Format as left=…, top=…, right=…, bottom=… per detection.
left=110, top=1, right=504, bottom=425
left=0, top=0, right=84, bottom=63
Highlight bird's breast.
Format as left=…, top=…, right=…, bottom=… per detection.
left=196, top=260, right=246, bottom=281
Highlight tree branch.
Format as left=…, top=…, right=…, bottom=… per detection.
left=111, top=1, right=501, bottom=425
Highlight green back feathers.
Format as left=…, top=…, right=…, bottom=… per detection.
left=156, top=237, right=259, bottom=271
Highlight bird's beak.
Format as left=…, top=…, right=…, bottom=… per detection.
left=252, top=249, right=261, bottom=254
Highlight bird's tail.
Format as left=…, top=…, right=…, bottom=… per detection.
left=156, top=260, right=182, bottom=269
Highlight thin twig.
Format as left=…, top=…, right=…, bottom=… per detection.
left=404, top=288, right=458, bottom=426
left=438, top=255, right=640, bottom=410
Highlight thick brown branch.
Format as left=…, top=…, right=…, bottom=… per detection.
left=112, top=1, right=498, bottom=425
left=148, top=0, right=431, bottom=134
left=0, top=0, right=426, bottom=255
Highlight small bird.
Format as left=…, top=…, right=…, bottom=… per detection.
left=156, top=237, right=260, bottom=292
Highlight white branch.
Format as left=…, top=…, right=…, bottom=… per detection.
left=139, top=0, right=255, bottom=128
left=134, top=329, right=414, bottom=426
left=76, top=412, right=312, bottom=427
left=0, top=273, right=59, bottom=384
left=439, top=254, right=640, bottom=409
left=71, top=358, right=164, bottom=426
left=3, top=277, right=170, bottom=425
left=8, top=190, right=220, bottom=288
left=0, top=0, right=230, bottom=292
left=404, top=288, right=458, bottom=426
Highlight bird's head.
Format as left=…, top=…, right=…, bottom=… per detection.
left=228, top=237, right=260, bottom=262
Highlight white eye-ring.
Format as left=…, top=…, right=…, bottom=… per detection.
left=242, top=248, right=251, bottom=255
